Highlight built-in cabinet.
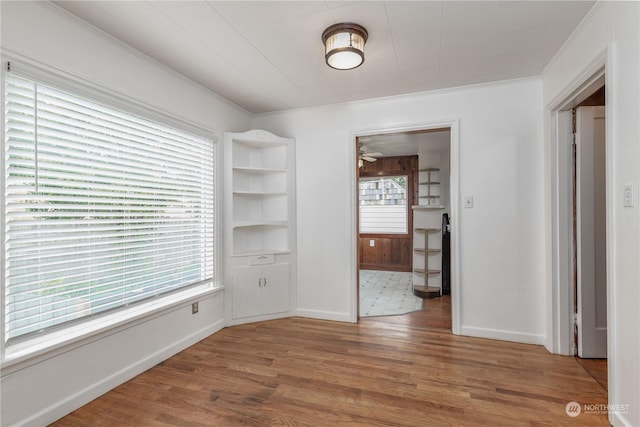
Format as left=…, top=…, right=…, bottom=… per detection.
left=231, top=262, right=290, bottom=319
left=224, top=130, right=296, bottom=324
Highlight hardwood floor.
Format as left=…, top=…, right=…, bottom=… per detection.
left=53, top=302, right=609, bottom=426
left=576, top=357, right=608, bottom=392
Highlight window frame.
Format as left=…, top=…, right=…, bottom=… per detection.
left=1, top=58, right=222, bottom=369
left=358, top=158, right=418, bottom=240
left=358, top=175, right=411, bottom=236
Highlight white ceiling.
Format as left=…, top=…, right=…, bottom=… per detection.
left=359, top=129, right=451, bottom=156
left=53, top=1, right=595, bottom=115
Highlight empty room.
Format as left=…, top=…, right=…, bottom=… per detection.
left=1, top=1, right=638, bottom=426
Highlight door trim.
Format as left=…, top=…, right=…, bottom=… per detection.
left=547, top=56, right=606, bottom=356
left=349, top=119, right=461, bottom=335
left=547, top=50, right=615, bottom=420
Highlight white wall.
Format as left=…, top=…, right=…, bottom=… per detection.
left=252, top=78, right=546, bottom=344
left=0, top=2, right=250, bottom=426
left=542, top=3, right=640, bottom=426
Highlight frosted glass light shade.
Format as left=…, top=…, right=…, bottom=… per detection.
left=322, top=23, right=368, bottom=70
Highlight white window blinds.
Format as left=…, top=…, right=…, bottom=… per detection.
left=359, top=176, right=408, bottom=234
left=4, top=72, right=215, bottom=340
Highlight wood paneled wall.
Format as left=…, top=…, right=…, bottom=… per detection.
left=358, top=155, right=418, bottom=272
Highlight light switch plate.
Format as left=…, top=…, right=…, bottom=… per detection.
left=624, top=184, right=634, bottom=207
left=464, top=196, right=474, bottom=208
left=369, top=239, right=375, bottom=247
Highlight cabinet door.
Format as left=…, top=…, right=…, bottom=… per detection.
left=232, top=266, right=263, bottom=319
left=261, top=263, right=290, bottom=315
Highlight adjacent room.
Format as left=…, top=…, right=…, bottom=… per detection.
left=357, top=129, right=452, bottom=321
left=1, top=1, right=638, bottom=426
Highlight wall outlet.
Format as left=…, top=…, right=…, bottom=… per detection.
left=369, top=239, right=375, bottom=247
left=192, top=302, right=199, bottom=314
left=624, top=184, right=634, bottom=207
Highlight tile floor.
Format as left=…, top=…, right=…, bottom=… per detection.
left=359, top=269, right=423, bottom=317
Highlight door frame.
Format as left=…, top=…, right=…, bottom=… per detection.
left=349, top=119, right=461, bottom=335
left=547, top=56, right=608, bottom=355
left=547, top=52, right=613, bottom=405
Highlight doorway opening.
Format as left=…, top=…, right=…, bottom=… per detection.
left=354, top=126, right=455, bottom=331
left=550, top=66, right=608, bottom=396
left=574, top=89, right=608, bottom=389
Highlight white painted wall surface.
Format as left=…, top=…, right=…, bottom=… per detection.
left=0, top=2, right=250, bottom=426
left=542, top=3, right=640, bottom=426
left=251, top=78, right=546, bottom=344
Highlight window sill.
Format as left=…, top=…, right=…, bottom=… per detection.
left=1, top=284, right=224, bottom=374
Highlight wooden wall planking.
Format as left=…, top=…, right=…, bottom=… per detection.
left=358, top=155, right=418, bottom=272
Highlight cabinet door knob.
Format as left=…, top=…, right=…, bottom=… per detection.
left=263, top=278, right=267, bottom=287
left=258, top=278, right=262, bottom=287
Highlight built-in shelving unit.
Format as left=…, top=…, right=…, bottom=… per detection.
left=413, top=161, right=444, bottom=298
left=224, top=130, right=296, bottom=324
left=418, top=167, right=441, bottom=206
left=413, top=226, right=441, bottom=299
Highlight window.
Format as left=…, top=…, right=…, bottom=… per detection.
left=359, top=176, right=408, bottom=234
left=4, top=72, right=215, bottom=341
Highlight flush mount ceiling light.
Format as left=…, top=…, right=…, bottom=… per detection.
left=322, top=22, right=368, bottom=70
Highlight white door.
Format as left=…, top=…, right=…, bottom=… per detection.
left=575, top=106, right=607, bottom=358
left=261, top=263, right=290, bottom=315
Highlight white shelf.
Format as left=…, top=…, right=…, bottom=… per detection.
left=233, top=221, right=288, bottom=229
left=233, top=169, right=286, bottom=193
left=233, top=191, right=287, bottom=196
left=232, top=223, right=289, bottom=255
left=232, top=166, right=287, bottom=174
left=233, top=138, right=288, bottom=148
left=232, top=249, right=291, bottom=257
left=232, top=140, right=287, bottom=170
left=412, top=205, right=445, bottom=210
left=225, top=129, right=295, bottom=257
left=224, top=129, right=296, bottom=323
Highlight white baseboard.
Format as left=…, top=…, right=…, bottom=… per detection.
left=460, top=325, right=546, bottom=345
left=20, top=319, right=224, bottom=427
left=611, top=411, right=634, bottom=427
left=296, top=308, right=354, bottom=323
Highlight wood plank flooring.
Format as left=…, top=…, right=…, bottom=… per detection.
left=53, top=301, right=609, bottom=426
left=576, top=357, right=608, bottom=392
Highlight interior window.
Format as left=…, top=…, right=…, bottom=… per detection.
left=359, top=176, right=408, bottom=234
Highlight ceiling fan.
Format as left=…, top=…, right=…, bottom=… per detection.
left=359, top=145, right=383, bottom=167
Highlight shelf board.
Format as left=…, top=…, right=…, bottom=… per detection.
left=414, top=248, right=441, bottom=254
left=412, top=285, right=441, bottom=299
left=233, top=138, right=288, bottom=148
left=233, top=191, right=287, bottom=196
left=415, top=227, right=441, bottom=233
left=419, top=195, right=440, bottom=199
left=233, top=166, right=287, bottom=174
left=412, top=205, right=445, bottom=210
left=232, top=249, right=291, bottom=257
left=419, top=167, right=440, bottom=172
left=233, top=221, right=288, bottom=229
left=419, top=181, right=440, bottom=185
left=414, top=268, right=441, bottom=275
